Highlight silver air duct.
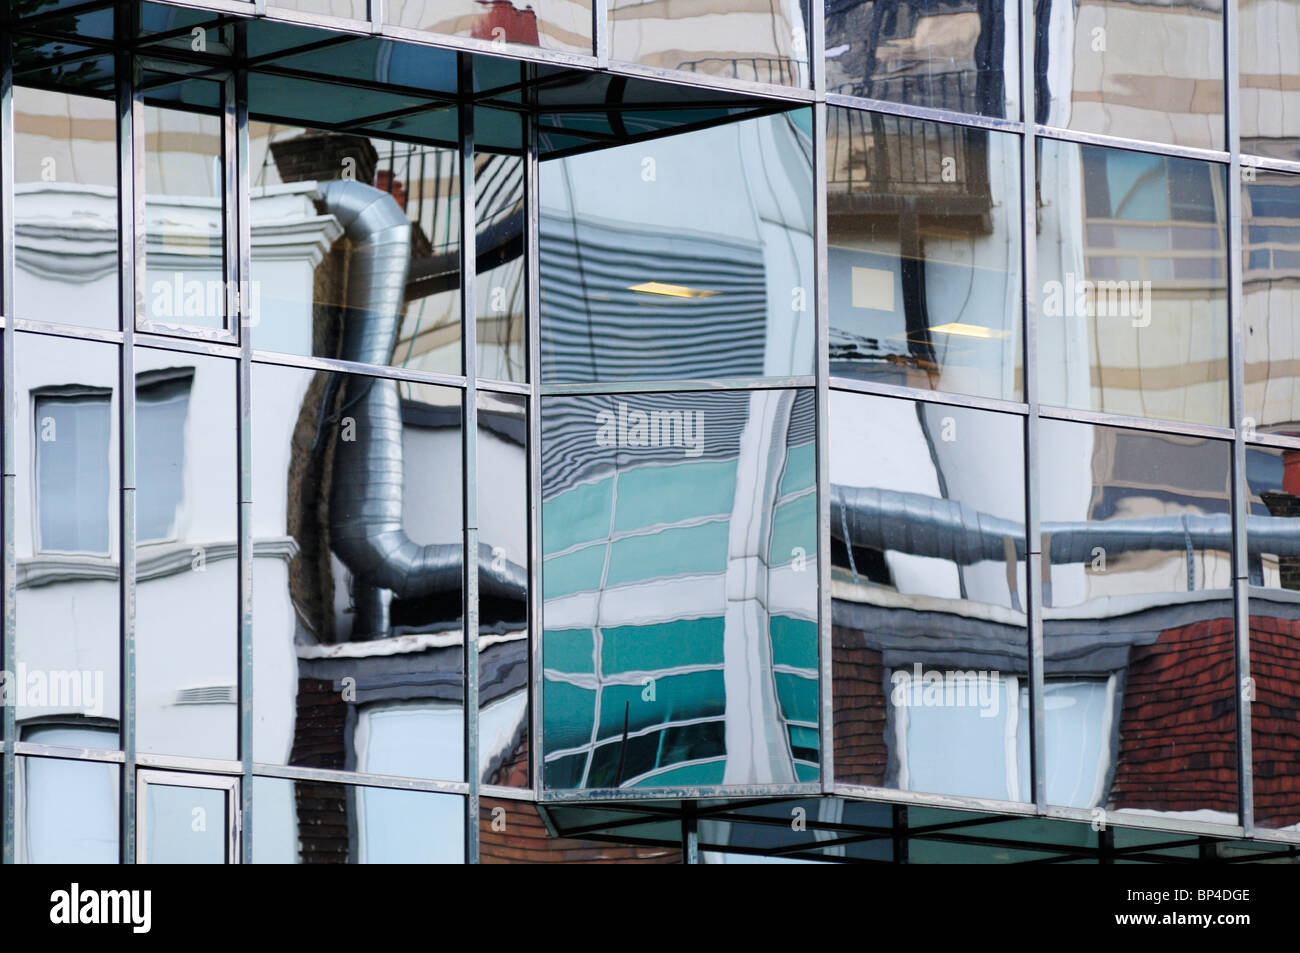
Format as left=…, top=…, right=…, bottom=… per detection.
left=318, top=180, right=526, bottom=635
left=831, top=485, right=1300, bottom=564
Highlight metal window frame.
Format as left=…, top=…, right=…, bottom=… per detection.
left=135, top=768, right=241, bottom=863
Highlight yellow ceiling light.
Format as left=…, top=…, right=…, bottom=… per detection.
left=928, top=322, right=1010, bottom=339
left=628, top=281, right=720, bottom=299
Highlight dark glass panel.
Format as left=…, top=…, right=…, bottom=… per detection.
left=827, top=106, right=1022, bottom=400
left=541, top=389, right=818, bottom=789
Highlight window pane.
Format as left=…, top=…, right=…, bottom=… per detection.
left=478, top=393, right=529, bottom=786
left=830, top=391, right=1028, bottom=800
left=1242, top=171, right=1300, bottom=433
left=827, top=108, right=1022, bottom=400
left=541, top=389, right=818, bottom=790
left=14, top=85, right=118, bottom=330
left=385, top=0, right=592, bottom=56
left=480, top=795, right=681, bottom=863
left=252, top=776, right=465, bottom=863
left=252, top=363, right=465, bottom=779
left=608, top=0, right=810, bottom=87
left=247, top=118, right=462, bottom=372
left=540, top=111, right=814, bottom=382
left=1040, top=418, right=1236, bottom=821
left=826, top=0, right=1018, bottom=118
left=1037, top=139, right=1228, bottom=427
left=1245, top=443, right=1300, bottom=829
left=144, top=782, right=228, bottom=863
left=18, top=734, right=120, bottom=864
left=135, top=349, right=238, bottom=761
left=1035, top=0, right=1225, bottom=151
left=144, top=84, right=227, bottom=332
left=1240, top=0, right=1300, bottom=162
left=16, top=333, right=121, bottom=738
left=476, top=110, right=526, bottom=383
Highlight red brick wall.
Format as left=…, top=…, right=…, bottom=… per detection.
left=831, top=625, right=888, bottom=787
left=1249, top=614, right=1300, bottom=829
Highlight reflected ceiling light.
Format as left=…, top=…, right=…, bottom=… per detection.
left=628, top=281, right=719, bottom=298
left=929, top=322, right=1010, bottom=339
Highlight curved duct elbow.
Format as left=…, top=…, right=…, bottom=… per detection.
left=317, top=180, right=526, bottom=612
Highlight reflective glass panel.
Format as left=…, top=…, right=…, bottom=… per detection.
left=135, top=349, right=239, bottom=761
left=143, top=782, right=229, bottom=863
left=385, top=0, right=593, bottom=56
left=251, top=776, right=465, bottom=863
left=1035, top=0, right=1225, bottom=151
left=541, top=389, right=818, bottom=790
left=1240, top=0, right=1300, bottom=162
left=540, top=111, right=814, bottom=382
left=14, top=84, right=118, bottom=330
left=1037, top=139, right=1229, bottom=427
left=247, top=115, right=461, bottom=371
left=826, top=0, right=1019, bottom=118
left=252, top=363, right=465, bottom=780
left=827, top=107, right=1022, bottom=400
left=1245, top=443, right=1300, bottom=829
left=1040, top=418, right=1235, bottom=820
left=1242, top=171, right=1300, bottom=434
left=830, top=391, right=1028, bottom=801
left=17, top=743, right=120, bottom=864
left=143, top=78, right=228, bottom=332
left=476, top=110, right=527, bottom=383
left=15, top=333, right=120, bottom=739
left=480, top=796, right=681, bottom=862
left=478, top=393, right=530, bottom=787
left=268, top=0, right=367, bottom=18
left=608, top=0, right=810, bottom=87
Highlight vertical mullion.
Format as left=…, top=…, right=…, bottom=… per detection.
left=1223, top=0, right=1253, bottom=836
left=460, top=54, right=480, bottom=864
left=118, top=38, right=142, bottom=863
left=369, top=0, right=384, bottom=34
left=525, top=73, right=543, bottom=799
left=1020, top=0, right=1046, bottom=812
left=234, top=25, right=255, bottom=863
left=0, top=24, right=15, bottom=866
left=593, top=0, right=608, bottom=66
left=810, top=0, right=825, bottom=94
left=813, top=101, right=832, bottom=793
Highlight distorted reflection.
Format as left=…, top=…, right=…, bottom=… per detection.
left=541, top=390, right=818, bottom=789
left=15, top=333, right=121, bottom=742
left=16, top=729, right=119, bottom=864
left=1242, top=171, right=1300, bottom=432
left=248, top=119, right=465, bottom=374
left=540, top=111, right=814, bottom=382
left=253, top=364, right=502, bottom=791
left=475, top=113, right=527, bottom=382
left=825, top=0, right=1018, bottom=118
left=135, top=350, right=238, bottom=761
left=1035, top=0, right=1224, bottom=151
left=829, top=391, right=1028, bottom=802
left=13, top=84, right=118, bottom=330
left=1037, top=139, right=1229, bottom=427
left=827, top=107, right=1021, bottom=400
left=478, top=393, right=531, bottom=787
left=1245, top=443, right=1300, bottom=830
left=253, top=776, right=465, bottom=863
left=1240, top=0, right=1300, bottom=161
left=1040, top=419, right=1234, bottom=820
left=608, top=0, right=810, bottom=86
left=386, top=0, right=593, bottom=55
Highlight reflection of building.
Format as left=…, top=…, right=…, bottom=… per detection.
left=5, top=0, right=1300, bottom=867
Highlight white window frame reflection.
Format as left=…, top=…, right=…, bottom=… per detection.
left=16, top=724, right=120, bottom=864
left=893, top=671, right=1116, bottom=807
left=32, top=387, right=113, bottom=556
left=136, top=769, right=241, bottom=864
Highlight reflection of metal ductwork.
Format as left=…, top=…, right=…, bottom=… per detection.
left=831, top=485, right=1300, bottom=564
left=317, top=180, right=526, bottom=636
